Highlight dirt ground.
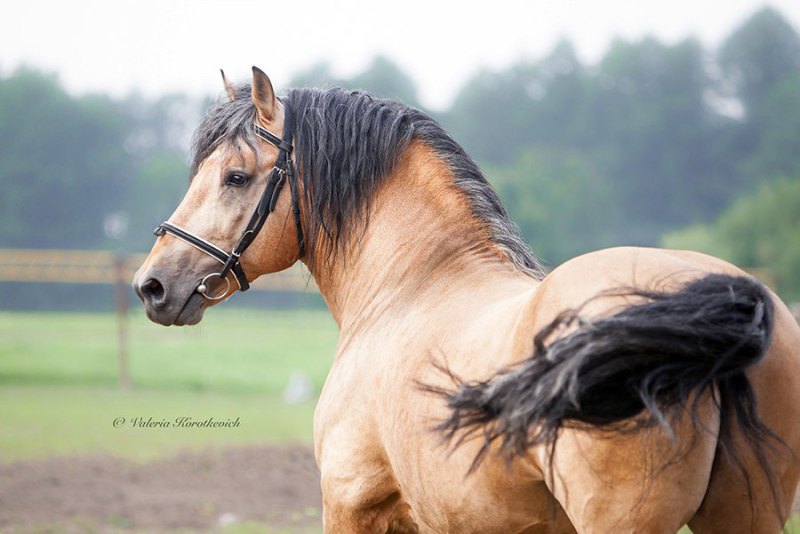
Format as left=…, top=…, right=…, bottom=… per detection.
left=1, top=444, right=798, bottom=532
left=0, top=444, right=322, bottom=532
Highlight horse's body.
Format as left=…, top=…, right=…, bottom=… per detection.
left=134, top=69, right=800, bottom=533
left=313, top=142, right=800, bottom=533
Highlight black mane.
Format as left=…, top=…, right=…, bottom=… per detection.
left=190, top=86, right=544, bottom=278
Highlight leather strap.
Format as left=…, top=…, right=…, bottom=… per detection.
left=288, top=160, right=305, bottom=257
left=255, top=123, right=292, bottom=152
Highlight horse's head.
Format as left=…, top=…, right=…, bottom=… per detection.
left=133, top=67, right=303, bottom=326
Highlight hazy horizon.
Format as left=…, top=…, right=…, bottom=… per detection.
left=2, top=0, right=799, bottom=110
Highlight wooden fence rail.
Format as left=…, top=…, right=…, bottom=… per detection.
left=0, top=248, right=316, bottom=292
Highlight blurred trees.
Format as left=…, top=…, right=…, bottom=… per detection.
left=485, top=149, right=616, bottom=264
left=123, top=92, right=198, bottom=250
left=0, top=68, right=129, bottom=248
left=0, top=6, right=799, bottom=301
left=739, top=73, right=800, bottom=180
left=290, top=55, right=421, bottom=108
left=660, top=7, right=800, bottom=300
left=718, top=7, right=800, bottom=121
left=0, top=68, right=194, bottom=251
left=440, top=6, right=800, bottom=297
left=443, top=40, right=589, bottom=164
left=445, top=36, right=723, bottom=245
left=583, top=37, right=720, bottom=240
left=663, top=179, right=800, bottom=300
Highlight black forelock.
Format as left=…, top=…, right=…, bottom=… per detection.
left=189, top=86, right=258, bottom=177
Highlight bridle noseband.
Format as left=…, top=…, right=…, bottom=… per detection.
left=153, top=108, right=304, bottom=300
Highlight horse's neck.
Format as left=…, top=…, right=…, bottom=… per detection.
left=308, top=142, right=534, bottom=335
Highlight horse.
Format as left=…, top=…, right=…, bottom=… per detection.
left=133, top=67, right=800, bottom=533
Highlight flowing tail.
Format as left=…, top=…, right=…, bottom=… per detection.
left=428, top=273, right=779, bottom=474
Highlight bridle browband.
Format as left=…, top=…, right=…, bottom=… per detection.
left=153, top=106, right=304, bottom=300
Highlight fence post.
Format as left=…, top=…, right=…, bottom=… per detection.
left=114, top=254, right=131, bottom=391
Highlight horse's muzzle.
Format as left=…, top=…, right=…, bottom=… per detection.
left=132, top=266, right=207, bottom=326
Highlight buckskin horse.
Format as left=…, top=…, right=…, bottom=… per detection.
left=133, top=67, right=800, bottom=533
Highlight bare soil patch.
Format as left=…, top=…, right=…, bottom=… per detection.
left=0, top=444, right=322, bottom=532
left=1, top=444, right=797, bottom=532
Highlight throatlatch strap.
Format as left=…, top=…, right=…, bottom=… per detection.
left=288, top=161, right=305, bottom=258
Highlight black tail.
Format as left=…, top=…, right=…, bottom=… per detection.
left=428, top=273, right=779, bottom=476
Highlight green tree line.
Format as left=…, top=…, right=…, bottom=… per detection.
left=0, top=7, right=798, bottom=299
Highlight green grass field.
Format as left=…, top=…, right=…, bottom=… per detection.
left=0, top=308, right=338, bottom=393
left=0, top=308, right=338, bottom=460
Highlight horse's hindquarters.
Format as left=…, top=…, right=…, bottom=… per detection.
left=690, top=300, right=800, bottom=533
left=540, top=393, right=719, bottom=533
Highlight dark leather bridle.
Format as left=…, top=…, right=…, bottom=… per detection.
left=153, top=107, right=304, bottom=300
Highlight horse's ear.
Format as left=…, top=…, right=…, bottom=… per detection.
left=220, top=69, right=236, bottom=102
left=251, top=66, right=276, bottom=123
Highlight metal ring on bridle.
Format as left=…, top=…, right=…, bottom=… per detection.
left=196, top=272, right=231, bottom=301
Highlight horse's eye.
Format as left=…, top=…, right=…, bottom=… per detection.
left=225, top=173, right=250, bottom=187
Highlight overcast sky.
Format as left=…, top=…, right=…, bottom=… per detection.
left=2, top=0, right=799, bottom=110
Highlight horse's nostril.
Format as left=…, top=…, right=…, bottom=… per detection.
left=140, top=277, right=166, bottom=303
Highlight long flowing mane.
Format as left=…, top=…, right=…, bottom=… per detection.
left=190, top=86, right=545, bottom=278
